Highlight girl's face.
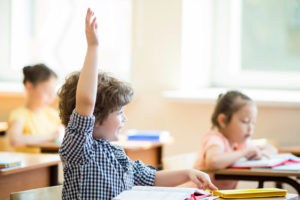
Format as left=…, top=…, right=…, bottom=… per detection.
left=222, top=102, right=257, bottom=144
left=26, top=77, right=57, bottom=107
left=93, top=107, right=127, bottom=141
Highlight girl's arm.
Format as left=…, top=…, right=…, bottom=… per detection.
left=75, top=8, right=99, bottom=117
left=154, top=169, right=217, bottom=190
left=205, top=145, right=261, bottom=170
left=8, top=120, right=56, bottom=146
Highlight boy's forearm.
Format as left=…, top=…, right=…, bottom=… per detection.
left=76, top=46, right=99, bottom=116
left=154, top=169, right=189, bottom=186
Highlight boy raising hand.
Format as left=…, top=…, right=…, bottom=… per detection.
left=58, top=8, right=217, bottom=200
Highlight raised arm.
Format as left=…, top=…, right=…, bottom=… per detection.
left=76, top=8, right=99, bottom=116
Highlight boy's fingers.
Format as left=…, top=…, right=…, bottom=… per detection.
left=208, top=182, right=218, bottom=191
left=91, top=17, right=97, bottom=30
left=85, top=8, right=92, bottom=27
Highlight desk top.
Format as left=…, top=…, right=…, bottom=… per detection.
left=206, top=168, right=300, bottom=177
left=30, top=137, right=171, bottom=152
left=0, top=152, right=60, bottom=176
left=0, top=122, right=8, bottom=132
left=279, top=146, right=300, bottom=156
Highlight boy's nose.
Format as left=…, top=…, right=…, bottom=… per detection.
left=122, top=114, right=128, bottom=122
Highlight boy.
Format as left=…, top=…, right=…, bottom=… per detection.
left=58, top=8, right=217, bottom=200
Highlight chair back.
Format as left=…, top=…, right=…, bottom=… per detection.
left=10, top=185, right=62, bottom=200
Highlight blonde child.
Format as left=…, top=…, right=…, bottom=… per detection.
left=58, top=8, right=217, bottom=200
left=8, top=63, right=64, bottom=152
left=192, top=90, right=277, bottom=189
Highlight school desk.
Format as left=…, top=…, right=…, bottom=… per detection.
left=279, top=146, right=300, bottom=156
left=29, top=138, right=172, bottom=169
left=0, top=152, right=61, bottom=200
left=206, top=168, right=300, bottom=195
left=0, top=121, right=8, bottom=136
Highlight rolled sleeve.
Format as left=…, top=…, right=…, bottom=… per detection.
left=59, top=110, right=96, bottom=164
left=132, top=160, right=156, bottom=186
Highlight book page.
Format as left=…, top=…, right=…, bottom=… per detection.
left=113, top=186, right=208, bottom=200
left=232, top=153, right=300, bottom=168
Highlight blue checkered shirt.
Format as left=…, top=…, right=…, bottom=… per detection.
left=59, top=110, right=156, bottom=200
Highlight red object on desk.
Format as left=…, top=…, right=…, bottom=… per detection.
left=186, top=193, right=211, bottom=200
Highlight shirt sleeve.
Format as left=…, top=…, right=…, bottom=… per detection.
left=59, top=109, right=95, bottom=164
left=8, top=108, right=25, bottom=124
left=131, top=160, right=156, bottom=186
left=203, top=134, right=226, bottom=152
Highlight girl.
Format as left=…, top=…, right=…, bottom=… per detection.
left=193, top=90, right=277, bottom=189
left=7, top=64, right=64, bottom=153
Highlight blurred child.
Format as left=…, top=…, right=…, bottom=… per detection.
left=58, top=8, right=217, bottom=200
left=8, top=63, right=64, bottom=153
left=192, top=90, right=277, bottom=189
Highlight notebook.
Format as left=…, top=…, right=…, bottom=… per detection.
left=213, top=188, right=287, bottom=199
left=231, top=153, right=300, bottom=169
left=0, top=159, right=21, bottom=170
left=113, top=186, right=218, bottom=200
left=125, top=129, right=171, bottom=142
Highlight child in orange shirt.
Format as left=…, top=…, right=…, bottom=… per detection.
left=193, top=90, right=277, bottom=189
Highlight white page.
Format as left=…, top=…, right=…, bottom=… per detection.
left=232, top=153, right=300, bottom=168
left=113, top=186, right=208, bottom=200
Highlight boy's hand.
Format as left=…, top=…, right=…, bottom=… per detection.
left=188, top=169, right=218, bottom=191
left=85, top=8, right=99, bottom=46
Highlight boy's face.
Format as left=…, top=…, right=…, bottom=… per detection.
left=93, top=107, right=127, bottom=141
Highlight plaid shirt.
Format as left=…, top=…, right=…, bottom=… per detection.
left=59, top=110, right=156, bottom=200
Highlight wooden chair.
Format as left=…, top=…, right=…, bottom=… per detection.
left=162, top=152, right=197, bottom=170
left=10, top=185, right=62, bottom=200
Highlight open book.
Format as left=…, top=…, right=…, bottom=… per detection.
left=213, top=188, right=287, bottom=199
left=231, top=153, right=300, bottom=169
left=113, top=186, right=218, bottom=200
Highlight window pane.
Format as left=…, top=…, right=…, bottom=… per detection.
left=242, top=0, right=300, bottom=72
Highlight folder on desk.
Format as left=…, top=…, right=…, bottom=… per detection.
left=213, top=188, right=287, bottom=199
left=0, top=160, right=21, bottom=169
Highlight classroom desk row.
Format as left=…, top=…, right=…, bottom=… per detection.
left=1, top=152, right=300, bottom=200
left=29, top=139, right=168, bottom=169
left=0, top=152, right=60, bottom=200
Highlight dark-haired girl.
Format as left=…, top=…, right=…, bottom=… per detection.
left=7, top=64, right=64, bottom=153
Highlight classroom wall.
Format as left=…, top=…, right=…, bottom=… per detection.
left=1, top=0, right=300, bottom=158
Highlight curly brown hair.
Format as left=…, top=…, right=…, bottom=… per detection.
left=58, top=71, right=134, bottom=126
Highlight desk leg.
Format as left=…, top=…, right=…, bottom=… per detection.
left=215, top=174, right=300, bottom=195
left=50, top=165, right=58, bottom=185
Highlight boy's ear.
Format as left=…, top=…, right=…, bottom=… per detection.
left=217, top=113, right=228, bottom=129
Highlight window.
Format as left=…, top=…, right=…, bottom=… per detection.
left=181, top=0, right=300, bottom=90
left=0, top=0, right=132, bottom=83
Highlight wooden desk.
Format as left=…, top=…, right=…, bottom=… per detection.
left=207, top=168, right=300, bottom=195
left=0, top=122, right=8, bottom=136
left=30, top=139, right=169, bottom=169
left=279, top=146, right=300, bottom=156
left=0, top=152, right=61, bottom=200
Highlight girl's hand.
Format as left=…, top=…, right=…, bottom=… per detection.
left=85, top=8, right=99, bottom=46
left=244, top=146, right=262, bottom=160
left=188, top=169, right=218, bottom=191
